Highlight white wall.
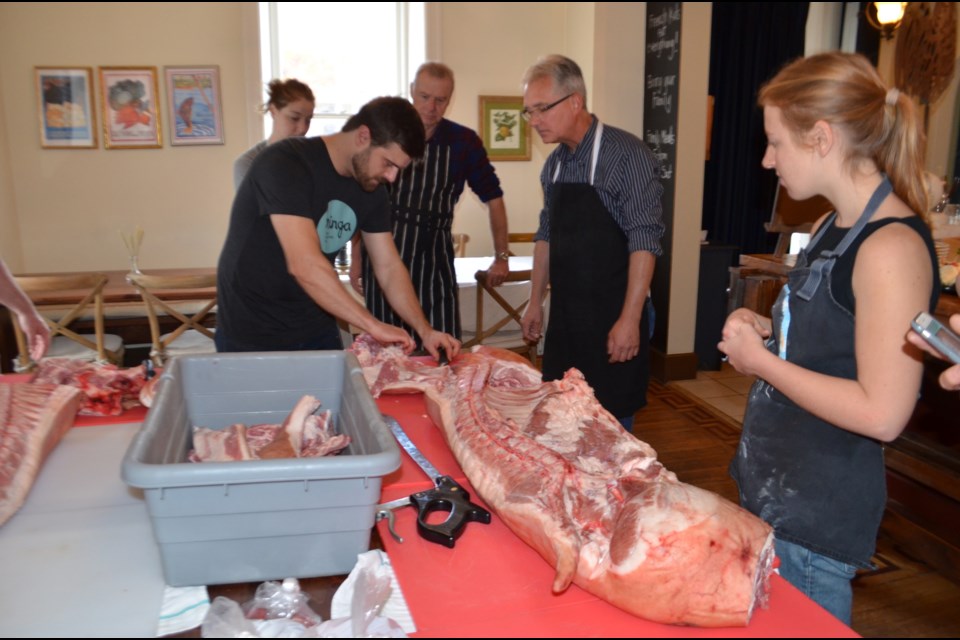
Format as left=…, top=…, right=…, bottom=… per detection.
left=434, top=2, right=568, bottom=257
left=0, top=2, right=251, bottom=273
left=669, top=3, right=711, bottom=355
left=592, top=2, right=647, bottom=135
left=0, top=62, right=24, bottom=268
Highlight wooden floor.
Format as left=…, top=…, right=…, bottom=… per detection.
left=648, top=379, right=960, bottom=638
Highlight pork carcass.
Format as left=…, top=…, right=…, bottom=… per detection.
left=32, top=359, right=147, bottom=416
left=189, top=395, right=349, bottom=462
left=351, top=336, right=774, bottom=627
left=1, top=383, right=83, bottom=526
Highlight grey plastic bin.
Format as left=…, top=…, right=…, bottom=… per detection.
left=121, top=351, right=400, bottom=587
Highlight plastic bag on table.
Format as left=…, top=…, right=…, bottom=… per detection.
left=242, top=577, right=324, bottom=627
left=200, top=577, right=322, bottom=638
left=304, top=551, right=407, bottom=638
left=199, top=554, right=407, bottom=638
left=201, top=596, right=260, bottom=638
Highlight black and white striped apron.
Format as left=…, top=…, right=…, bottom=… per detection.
left=362, top=142, right=461, bottom=347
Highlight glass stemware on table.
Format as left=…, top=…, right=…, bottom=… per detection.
left=121, top=226, right=144, bottom=281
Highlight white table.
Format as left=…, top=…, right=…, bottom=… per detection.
left=454, top=256, right=536, bottom=340
left=338, top=256, right=542, bottom=345
left=453, top=255, right=533, bottom=286
left=0, top=423, right=167, bottom=637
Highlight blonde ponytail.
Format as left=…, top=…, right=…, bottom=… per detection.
left=878, top=88, right=928, bottom=221
left=759, top=52, right=928, bottom=220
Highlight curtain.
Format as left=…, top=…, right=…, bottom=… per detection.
left=702, top=3, right=810, bottom=254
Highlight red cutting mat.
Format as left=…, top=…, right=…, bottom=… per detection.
left=373, top=393, right=859, bottom=639
left=0, top=373, right=147, bottom=427
left=376, top=393, right=467, bottom=498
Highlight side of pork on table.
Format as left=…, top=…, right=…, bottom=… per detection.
left=0, top=383, right=83, bottom=526
left=352, top=335, right=775, bottom=628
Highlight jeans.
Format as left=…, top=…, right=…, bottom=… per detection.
left=215, top=330, right=343, bottom=353
left=618, top=415, right=634, bottom=432
left=775, top=537, right=858, bottom=626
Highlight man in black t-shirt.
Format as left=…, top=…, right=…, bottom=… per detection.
left=216, top=97, right=460, bottom=360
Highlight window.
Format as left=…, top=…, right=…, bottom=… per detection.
left=259, top=2, right=425, bottom=135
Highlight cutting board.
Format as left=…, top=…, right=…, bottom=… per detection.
left=0, top=423, right=167, bottom=637
left=373, top=396, right=860, bottom=638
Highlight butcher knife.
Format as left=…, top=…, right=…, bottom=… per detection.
left=375, top=415, right=490, bottom=548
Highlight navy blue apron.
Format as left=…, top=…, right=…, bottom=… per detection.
left=542, top=123, right=650, bottom=419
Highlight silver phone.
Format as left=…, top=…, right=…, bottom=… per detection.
left=911, top=312, right=960, bottom=365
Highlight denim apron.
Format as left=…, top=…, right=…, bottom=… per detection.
left=542, top=123, right=651, bottom=418
left=730, top=178, right=893, bottom=568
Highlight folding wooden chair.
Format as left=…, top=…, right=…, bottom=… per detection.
left=127, top=273, right=217, bottom=366
left=452, top=233, right=470, bottom=257
left=12, top=273, right=123, bottom=372
left=507, top=232, right=536, bottom=256
left=462, top=268, right=541, bottom=367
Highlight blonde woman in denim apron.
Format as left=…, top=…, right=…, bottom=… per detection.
left=719, top=52, right=938, bottom=625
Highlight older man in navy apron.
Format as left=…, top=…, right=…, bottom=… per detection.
left=520, top=55, right=665, bottom=431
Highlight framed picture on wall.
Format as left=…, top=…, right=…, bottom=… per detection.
left=478, top=95, right=531, bottom=161
left=34, top=67, right=97, bottom=149
left=98, top=66, right=162, bottom=149
left=164, top=66, right=224, bottom=145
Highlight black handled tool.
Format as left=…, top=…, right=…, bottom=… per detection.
left=375, top=415, right=490, bottom=548
left=410, top=347, right=449, bottom=366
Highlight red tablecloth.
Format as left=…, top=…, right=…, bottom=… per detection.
left=374, top=393, right=859, bottom=638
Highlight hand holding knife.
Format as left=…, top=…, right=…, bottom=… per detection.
left=375, top=415, right=490, bottom=548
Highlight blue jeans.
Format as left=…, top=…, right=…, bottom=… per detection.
left=618, top=415, right=634, bottom=432
left=775, top=538, right=858, bottom=626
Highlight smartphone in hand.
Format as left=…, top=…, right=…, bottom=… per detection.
left=911, top=312, right=960, bottom=365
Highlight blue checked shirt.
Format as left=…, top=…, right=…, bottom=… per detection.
left=534, top=116, right=664, bottom=255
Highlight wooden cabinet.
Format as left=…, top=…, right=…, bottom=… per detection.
left=729, top=253, right=960, bottom=583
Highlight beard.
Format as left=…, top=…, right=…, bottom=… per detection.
left=351, top=147, right=382, bottom=192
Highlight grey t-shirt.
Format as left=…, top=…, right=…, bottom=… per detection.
left=233, top=140, right=268, bottom=190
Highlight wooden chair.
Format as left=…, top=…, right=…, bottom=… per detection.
left=452, top=233, right=470, bottom=257
left=11, top=273, right=124, bottom=372
left=765, top=186, right=833, bottom=257
left=462, top=268, right=542, bottom=367
left=127, top=273, right=217, bottom=366
left=507, top=232, right=536, bottom=256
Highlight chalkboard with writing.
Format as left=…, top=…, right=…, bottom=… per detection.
left=645, top=2, right=680, bottom=190
left=644, top=1, right=681, bottom=350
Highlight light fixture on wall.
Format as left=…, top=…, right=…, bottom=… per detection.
left=867, top=2, right=908, bottom=40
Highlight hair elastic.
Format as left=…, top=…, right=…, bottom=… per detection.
left=885, top=87, right=900, bottom=106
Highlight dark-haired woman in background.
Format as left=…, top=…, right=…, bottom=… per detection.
left=233, top=78, right=315, bottom=190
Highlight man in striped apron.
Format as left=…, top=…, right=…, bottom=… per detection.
left=355, top=63, right=511, bottom=347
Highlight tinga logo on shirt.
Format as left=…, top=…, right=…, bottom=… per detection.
left=317, top=200, right=357, bottom=255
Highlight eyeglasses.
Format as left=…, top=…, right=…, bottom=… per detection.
left=520, top=94, right=574, bottom=122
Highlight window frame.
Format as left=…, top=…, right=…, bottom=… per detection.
left=258, top=2, right=425, bottom=135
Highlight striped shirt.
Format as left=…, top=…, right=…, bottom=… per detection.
left=534, top=116, right=665, bottom=255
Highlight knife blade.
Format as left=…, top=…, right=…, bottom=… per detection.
left=378, top=415, right=490, bottom=548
